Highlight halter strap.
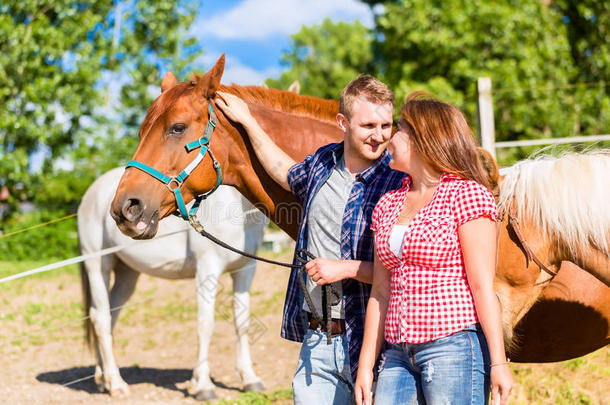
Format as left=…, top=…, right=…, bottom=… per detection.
left=125, top=99, right=222, bottom=221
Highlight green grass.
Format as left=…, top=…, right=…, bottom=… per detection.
left=0, top=260, right=80, bottom=293
left=253, top=290, right=286, bottom=317
left=2, top=300, right=84, bottom=347
left=212, top=388, right=292, bottom=404
left=509, top=347, right=609, bottom=404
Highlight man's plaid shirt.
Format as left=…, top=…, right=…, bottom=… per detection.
left=282, top=142, right=406, bottom=381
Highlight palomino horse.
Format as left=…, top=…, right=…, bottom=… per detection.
left=110, top=55, right=609, bottom=362
left=78, top=167, right=267, bottom=399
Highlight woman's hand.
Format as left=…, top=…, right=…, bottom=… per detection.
left=354, top=368, right=374, bottom=405
left=491, top=364, right=513, bottom=405
left=216, top=91, right=254, bottom=126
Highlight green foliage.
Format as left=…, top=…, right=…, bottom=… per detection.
left=374, top=0, right=581, bottom=163
left=0, top=210, right=77, bottom=261
left=266, top=18, right=374, bottom=99
left=274, top=1, right=609, bottom=165
left=0, top=1, right=203, bottom=216
left=553, top=0, right=610, bottom=84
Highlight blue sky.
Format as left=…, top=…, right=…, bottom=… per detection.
left=187, top=0, right=375, bottom=85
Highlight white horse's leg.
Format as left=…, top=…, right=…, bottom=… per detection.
left=108, top=260, right=140, bottom=330
left=230, top=262, right=264, bottom=392
left=86, top=255, right=129, bottom=396
left=104, top=260, right=140, bottom=395
left=190, top=258, right=222, bottom=401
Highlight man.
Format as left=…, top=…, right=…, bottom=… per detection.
left=216, top=76, right=405, bottom=404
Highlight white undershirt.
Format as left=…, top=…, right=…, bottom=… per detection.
left=389, top=224, right=409, bottom=258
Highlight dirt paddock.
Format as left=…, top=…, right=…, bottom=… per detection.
left=0, top=249, right=607, bottom=404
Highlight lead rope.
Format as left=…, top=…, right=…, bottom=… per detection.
left=188, top=217, right=339, bottom=344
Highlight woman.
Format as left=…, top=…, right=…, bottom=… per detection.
left=355, top=92, right=513, bottom=405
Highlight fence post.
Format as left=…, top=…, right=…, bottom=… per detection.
left=477, top=77, right=496, bottom=159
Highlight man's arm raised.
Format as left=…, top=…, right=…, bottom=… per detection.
left=216, top=92, right=295, bottom=191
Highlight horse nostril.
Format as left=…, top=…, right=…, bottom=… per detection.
left=121, top=198, right=143, bottom=222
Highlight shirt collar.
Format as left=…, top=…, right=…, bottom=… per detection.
left=401, top=172, right=462, bottom=189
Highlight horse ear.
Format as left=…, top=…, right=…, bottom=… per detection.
left=196, top=53, right=225, bottom=99
left=477, top=147, right=500, bottom=194
left=288, top=80, right=301, bottom=94
left=161, top=71, right=178, bottom=93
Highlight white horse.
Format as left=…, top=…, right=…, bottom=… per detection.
left=78, top=167, right=267, bottom=400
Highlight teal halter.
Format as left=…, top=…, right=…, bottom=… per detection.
left=125, top=101, right=222, bottom=221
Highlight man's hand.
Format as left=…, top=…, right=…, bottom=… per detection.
left=215, top=91, right=294, bottom=191
left=216, top=92, right=255, bottom=127
left=305, top=258, right=349, bottom=285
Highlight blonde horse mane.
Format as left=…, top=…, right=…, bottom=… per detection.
left=498, top=149, right=610, bottom=258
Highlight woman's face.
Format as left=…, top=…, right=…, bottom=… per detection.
left=388, top=119, right=415, bottom=173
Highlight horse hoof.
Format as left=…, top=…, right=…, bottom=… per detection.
left=244, top=381, right=265, bottom=392
left=194, top=389, right=217, bottom=401
left=110, top=385, right=131, bottom=397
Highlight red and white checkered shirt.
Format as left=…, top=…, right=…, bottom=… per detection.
left=372, top=172, right=497, bottom=344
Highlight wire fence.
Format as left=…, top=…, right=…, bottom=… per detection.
left=0, top=206, right=276, bottom=389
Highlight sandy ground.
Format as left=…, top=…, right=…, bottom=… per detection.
left=0, top=250, right=299, bottom=404
left=0, top=248, right=608, bottom=404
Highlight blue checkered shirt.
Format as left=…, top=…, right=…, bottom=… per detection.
left=282, top=142, right=406, bottom=381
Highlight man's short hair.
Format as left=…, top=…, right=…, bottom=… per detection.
left=339, top=75, right=394, bottom=120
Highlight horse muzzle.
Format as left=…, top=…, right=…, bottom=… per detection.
left=110, top=194, right=161, bottom=239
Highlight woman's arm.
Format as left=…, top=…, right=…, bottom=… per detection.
left=355, top=247, right=391, bottom=405
left=459, top=217, right=513, bottom=405
left=216, top=92, right=295, bottom=191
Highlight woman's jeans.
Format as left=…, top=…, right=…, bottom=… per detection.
left=375, top=324, right=491, bottom=405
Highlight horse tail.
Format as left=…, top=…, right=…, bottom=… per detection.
left=81, top=261, right=96, bottom=352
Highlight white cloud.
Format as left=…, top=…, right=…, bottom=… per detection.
left=192, top=0, right=373, bottom=40
left=192, top=53, right=281, bottom=85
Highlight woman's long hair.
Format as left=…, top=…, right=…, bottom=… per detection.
left=400, top=92, right=492, bottom=190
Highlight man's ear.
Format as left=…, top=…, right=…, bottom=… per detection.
left=336, top=113, right=349, bottom=132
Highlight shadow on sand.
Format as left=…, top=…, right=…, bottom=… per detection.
left=36, top=366, right=242, bottom=395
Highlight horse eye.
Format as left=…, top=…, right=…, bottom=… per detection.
left=169, top=123, right=186, bottom=135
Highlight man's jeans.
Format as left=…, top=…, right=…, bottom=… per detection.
left=292, top=328, right=355, bottom=405
left=375, top=324, right=491, bottom=405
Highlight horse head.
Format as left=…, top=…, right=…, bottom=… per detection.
left=111, top=55, right=228, bottom=239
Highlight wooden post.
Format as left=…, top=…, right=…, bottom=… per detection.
left=477, top=77, right=496, bottom=159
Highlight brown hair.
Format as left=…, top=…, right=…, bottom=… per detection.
left=339, top=75, right=394, bottom=119
left=400, top=91, right=492, bottom=190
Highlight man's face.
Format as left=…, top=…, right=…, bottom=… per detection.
left=338, top=97, right=393, bottom=164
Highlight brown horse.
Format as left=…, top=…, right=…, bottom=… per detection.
left=110, top=55, right=609, bottom=364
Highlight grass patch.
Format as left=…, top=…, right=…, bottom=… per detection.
left=253, top=290, right=286, bottom=317
left=509, top=347, right=609, bottom=404
left=213, top=388, right=292, bottom=404
left=0, top=260, right=80, bottom=294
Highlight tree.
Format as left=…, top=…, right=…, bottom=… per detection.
left=374, top=0, right=578, bottom=155
left=266, top=18, right=374, bottom=99
left=273, top=1, right=608, bottom=163
left=551, top=0, right=610, bottom=138
left=0, top=1, right=202, bottom=215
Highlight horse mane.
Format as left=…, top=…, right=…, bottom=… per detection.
left=140, top=82, right=338, bottom=137
left=219, top=84, right=339, bottom=123
left=498, top=149, right=610, bottom=258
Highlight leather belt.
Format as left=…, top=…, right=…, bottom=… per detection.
left=306, top=312, right=346, bottom=336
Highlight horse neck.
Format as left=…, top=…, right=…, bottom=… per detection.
left=219, top=100, right=343, bottom=240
